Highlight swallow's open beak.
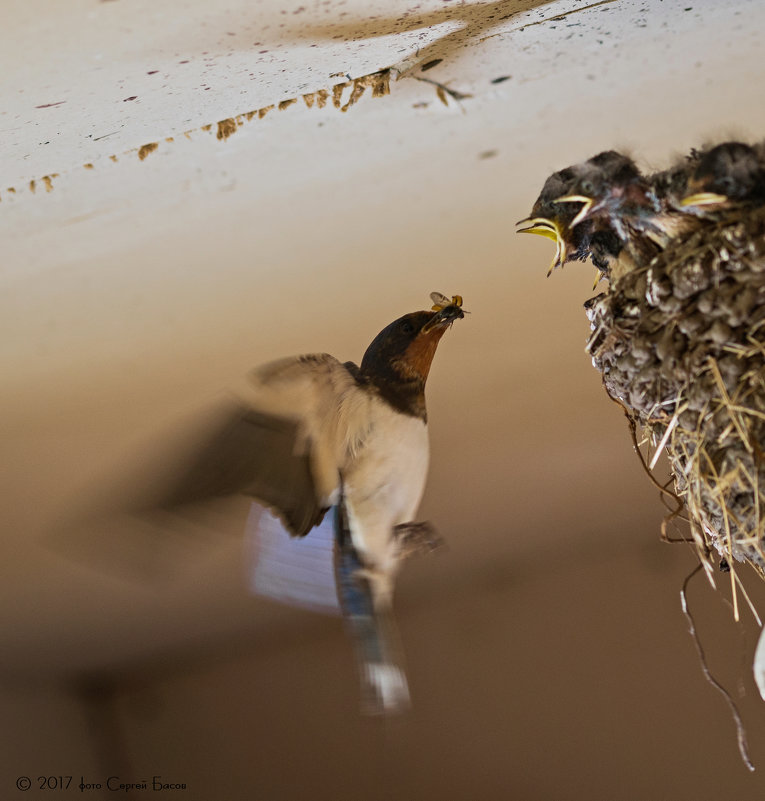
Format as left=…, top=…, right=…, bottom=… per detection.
left=516, top=216, right=567, bottom=276
left=553, top=194, right=595, bottom=227
left=680, top=192, right=729, bottom=207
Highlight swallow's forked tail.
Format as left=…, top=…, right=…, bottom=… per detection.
left=333, top=504, right=410, bottom=715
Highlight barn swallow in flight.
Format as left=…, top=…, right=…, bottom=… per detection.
left=81, top=293, right=465, bottom=714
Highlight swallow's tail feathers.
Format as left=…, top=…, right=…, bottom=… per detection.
left=355, top=603, right=410, bottom=715
left=333, top=506, right=410, bottom=715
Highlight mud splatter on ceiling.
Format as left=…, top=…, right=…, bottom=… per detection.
left=3, top=0, right=723, bottom=189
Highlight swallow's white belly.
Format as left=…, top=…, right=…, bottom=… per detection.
left=343, top=401, right=429, bottom=580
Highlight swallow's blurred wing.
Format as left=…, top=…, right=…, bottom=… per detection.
left=143, top=403, right=324, bottom=538
left=126, top=352, right=374, bottom=538
left=49, top=353, right=377, bottom=587
left=241, top=353, right=374, bottom=515
left=57, top=353, right=375, bottom=576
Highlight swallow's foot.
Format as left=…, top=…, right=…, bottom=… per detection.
left=393, top=521, right=444, bottom=559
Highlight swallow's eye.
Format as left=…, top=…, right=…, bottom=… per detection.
left=720, top=177, right=735, bottom=194
left=401, top=321, right=415, bottom=334
left=581, top=180, right=595, bottom=195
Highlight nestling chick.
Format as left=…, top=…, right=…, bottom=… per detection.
left=521, top=150, right=712, bottom=283
left=516, top=157, right=623, bottom=277
left=680, top=140, right=765, bottom=214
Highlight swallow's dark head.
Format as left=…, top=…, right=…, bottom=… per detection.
left=360, top=303, right=464, bottom=419
left=681, top=141, right=765, bottom=211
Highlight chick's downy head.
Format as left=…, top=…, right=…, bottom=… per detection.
left=681, top=141, right=765, bottom=212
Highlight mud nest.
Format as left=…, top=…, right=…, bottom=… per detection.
left=586, top=209, right=765, bottom=574
left=521, top=142, right=765, bottom=587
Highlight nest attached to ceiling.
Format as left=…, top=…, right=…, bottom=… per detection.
left=585, top=209, right=765, bottom=584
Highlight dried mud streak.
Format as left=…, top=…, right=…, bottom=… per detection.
left=137, top=143, right=159, bottom=161
left=371, top=70, right=391, bottom=98
left=216, top=118, right=238, bottom=141
left=341, top=79, right=366, bottom=112
left=340, top=71, right=390, bottom=112
left=332, top=81, right=350, bottom=109
left=14, top=68, right=393, bottom=192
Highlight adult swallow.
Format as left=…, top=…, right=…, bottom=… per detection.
left=80, top=294, right=465, bottom=714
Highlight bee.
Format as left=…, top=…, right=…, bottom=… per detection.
left=422, top=292, right=467, bottom=333
left=430, top=292, right=464, bottom=311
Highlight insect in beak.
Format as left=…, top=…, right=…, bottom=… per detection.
left=430, top=292, right=464, bottom=312
left=423, top=292, right=466, bottom=332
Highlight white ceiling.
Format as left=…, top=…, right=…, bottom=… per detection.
left=3, top=0, right=765, bottom=691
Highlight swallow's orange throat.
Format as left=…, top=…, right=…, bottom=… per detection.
left=394, top=326, right=447, bottom=383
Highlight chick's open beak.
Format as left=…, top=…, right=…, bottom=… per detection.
left=680, top=192, right=729, bottom=207
left=516, top=217, right=559, bottom=240
left=553, top=194, right=595, bottom=227
left=516, top=216, right=567, bottom=276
